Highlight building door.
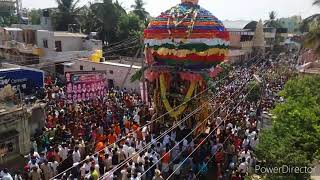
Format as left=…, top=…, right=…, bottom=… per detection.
left=107, top=79, right=114, bottom=89
left=55, top=41, right=62, bottom=52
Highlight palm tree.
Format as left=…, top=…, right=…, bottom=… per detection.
left=53, top=0, right=82, bottom=31
left=77, top=5, right=97, bottom=34
left=131, top=0, right=149, bottom=22
left=89, top=0, right=125, bottom=44
left=269, top=11, right=276, bottom=21
left=264, top=11, right=281, bottom=28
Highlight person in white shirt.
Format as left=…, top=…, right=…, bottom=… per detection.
left=25, top=149, right=40, bottom=162
left=142, top=126, right=148, bottom=140
left=239, top=149, right=251, bottom=162
left=242, top=137, right=250, bottom=149
left=58, top=144, right=69, bottom=161
left=2, top=169, right=13, bottom=180
left=173, top=161, right=181, bottom=179
left=123, top=142, right=130, bottom=158
left=238, top=157, right=248, bottom=176
left=92, top=154, right=99, bottom=164
left=182, top=139, right=189, bottom=152
left=132, top=149, right=138, bottom=164
left=81, top=159, right=91, bottom=177
left=104, top=154, right=113, bottom=171
left=171, top=144, right=180, bottom=160
left=249, top=131, right=257, bottom=140
left=133, top=114, right=140, bottom=124
left=216, top=117, right=222, bottom=126
left=128, top=143, right=135, bottom=157
left=130, top=172, right=139, bottom=180
left=120, top=167, right=129, bottom=180
left=136, top=140, right=143, bottom=150
left=72, top=147, right=81, bottom=163
left=119, top=146, right=127, bottom=163
left=155, top=142, right=162, bottom=155
left=14, top=174, right=23, bottom=180
left=104, top=171, right=114, bottom=180
left=250, top=136, right=258, bottom=150
left=127, top=161, right=136, bottom=174
left=137, top=153, right=145, bottom=165
left=162, top=135, right=170, bottom=147
left=49, top=161, right=59, bottom=176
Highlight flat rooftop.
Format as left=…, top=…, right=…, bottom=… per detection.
left=53, top=32, right=87, bottom=38
left=76, top=58, right=142, bottom=69
left=0, top=63, right=44, bottom=73
left=101, top=61, right=141, bottom=69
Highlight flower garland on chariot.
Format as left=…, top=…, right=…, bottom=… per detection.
left=143, top=0, right=229, bottom=119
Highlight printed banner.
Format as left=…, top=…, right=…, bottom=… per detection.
left=65, top=71, right=107, bottom=103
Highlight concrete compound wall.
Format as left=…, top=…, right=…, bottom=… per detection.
left=64, top=60, right=141, bottom=91
left=0, top=108, right=30, bottom=160
left=54, top=36, right=83, bottom=52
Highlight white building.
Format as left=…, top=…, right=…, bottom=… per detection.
left=36, top=30, right=102, bottom=58
left=60, top=59, right=141, bottom=91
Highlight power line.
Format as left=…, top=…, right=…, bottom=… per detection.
left=165, top=71, right=268, bottom=180
left=103, top=37, right=138, bottom=48
left=51, top=54, right=262, bottom=179
left=164, top=56, right=277, bottom=179
left=137, top=68, right=257, bottom=179
left=49, top=58, right=234, bottom=179
left=99, top=56, right=265, bottom=179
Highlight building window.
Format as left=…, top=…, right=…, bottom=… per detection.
left=43, top=40, right=48, bottom=48
left=109, top=70, right=114, bottom=74
left=80, top=65, right=83, bottom=70
left=92, top=67, right=96, bottom=71
left=55, top=41, right=62, bottom=52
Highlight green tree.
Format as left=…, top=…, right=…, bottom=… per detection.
left=117, top=13, right=144, bottom=40
left=77, top=5, right=97, bottom=34
left=131, top=0, right=149, bottom=22
left=301, top=0, right=320, bottom=32
left=29, top=9, right=41, bottom=25
left=53, top=0, right=82, bottom=31
left=264, top=11, right=282, bottom=28
left=0, top=3, right=17, bottom=27
left=0, top=16, right=18, bottom=27
left=83, top=0, right=146, bottom=44
left=304, top=24, right=320, bottom=55
left=89, top=0, right=125, bottom=43
left=255, top=75, right=320, bottom=179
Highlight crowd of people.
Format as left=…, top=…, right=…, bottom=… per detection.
left=0, top=52, right=297, bottom=180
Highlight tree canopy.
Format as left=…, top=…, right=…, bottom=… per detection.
left=28, top=9, right=42, bottom=25
left=264, top=11, right=282, bottom=28
left=255, top=75, right=320, bottom=179
left=131, top=0, right=150, bottom=22
left=53, top=0, right=82, bottom=31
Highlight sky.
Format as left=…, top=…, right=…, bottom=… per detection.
left=22, top=0, right=320, bottom=21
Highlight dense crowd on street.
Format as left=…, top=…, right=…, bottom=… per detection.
left=0, top=52, right=297, bottom=180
